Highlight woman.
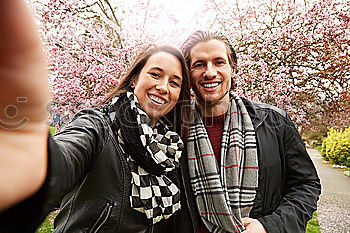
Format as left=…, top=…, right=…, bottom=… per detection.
left=0, top=6, right=192, bottom=229
left=54, top=44, right=192, bottom=232
left=0, top=0, right=190, bottom=232
left=48, top=44, right=191, bottom=232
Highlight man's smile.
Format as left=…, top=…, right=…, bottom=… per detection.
left=201, top=82, right=220, bottom=88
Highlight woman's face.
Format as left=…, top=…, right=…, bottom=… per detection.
left=133, top=52, right=183, bottom=126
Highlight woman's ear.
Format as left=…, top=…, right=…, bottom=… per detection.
left=131, top=76, right=139, bottom=88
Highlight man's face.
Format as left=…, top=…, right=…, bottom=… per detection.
left=189, top=39, right=233, bottom=112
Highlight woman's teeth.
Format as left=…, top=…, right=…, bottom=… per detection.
left=202, top=83, right=219, bottom=88
left=149, top=95, right=166, bottom=104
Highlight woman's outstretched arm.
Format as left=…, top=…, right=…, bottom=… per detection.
left=0, top=0, right=49, bottom=212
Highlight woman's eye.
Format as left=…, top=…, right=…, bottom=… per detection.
left=170, top=80, right=181, bottom=87
left=149, top=72, right=160, bottom=78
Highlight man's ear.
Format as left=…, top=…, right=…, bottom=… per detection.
left=231, top=66, right=236, bottom=75
left=230, top=70, right=237, bottom=90
left=230, top=69, right=234, bottom=80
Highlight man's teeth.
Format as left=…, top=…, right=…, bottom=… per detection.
left=202, top=83, right=219, bottom=88
left=149, top=95, right=166, bottom=104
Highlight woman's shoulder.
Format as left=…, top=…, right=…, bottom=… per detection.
left=72, top=108, right=111, bottom=124
left=55, top=108, right=113, bottom=138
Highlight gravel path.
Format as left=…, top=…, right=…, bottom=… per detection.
left=307, top=146, right=350, bottom=233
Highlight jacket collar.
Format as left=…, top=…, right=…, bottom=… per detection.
left=242, top=98, right=268, bottom=130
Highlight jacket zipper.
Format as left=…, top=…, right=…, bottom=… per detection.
left=148, top=220, right=155, bottom=233
left=252, top=111, right=268, bottom=214
left=90, top=202, right=114, bottom=233
left=179, top=157, right=198, bottom=232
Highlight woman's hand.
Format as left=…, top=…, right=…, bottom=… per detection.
left=0, top=0, right=49, bottom=212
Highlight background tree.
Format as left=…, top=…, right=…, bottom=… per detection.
left=27, top=0, right=349, bottom=133
left=205, top=0, right=349, bottom=132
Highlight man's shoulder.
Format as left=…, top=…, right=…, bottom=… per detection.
left=241, top=98, right=287, bottom=118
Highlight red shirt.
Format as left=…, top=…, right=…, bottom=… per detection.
left=198, top=114, right=225, bottom=233
left=203, top=114, right=225, bottom=165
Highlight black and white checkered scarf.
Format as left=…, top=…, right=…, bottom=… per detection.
left=187, top=92, right=259, bottom=233
left=104, top=92, right=184, bottom=224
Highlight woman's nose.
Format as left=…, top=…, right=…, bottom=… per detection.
left=155, top=79, right=169, bottom=94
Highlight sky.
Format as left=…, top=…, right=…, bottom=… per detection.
left=120, top=0, right=211, bottom=44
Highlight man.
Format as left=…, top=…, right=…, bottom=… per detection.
left=180, top=30, right=321, bottom=233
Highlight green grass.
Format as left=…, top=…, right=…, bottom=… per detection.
left=35, top=211, right=57, bottom=233
left=306, top=211, right=321, bottom=233
left=314, top=145, right=322, bottom=152
left=36, top=210, right=321, bottom=233
left=49, top=126, right=56, bottom=136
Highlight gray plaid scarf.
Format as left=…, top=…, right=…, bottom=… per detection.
left=105, top=92, right=184, bottom=224
left=187, top=92, right=259, bottom=233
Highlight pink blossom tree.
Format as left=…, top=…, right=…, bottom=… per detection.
left=206, top=0, right=349, bottom=131
left=28, top=0, right=349, bottom=132
left=28, top=0, right=137, bottom=128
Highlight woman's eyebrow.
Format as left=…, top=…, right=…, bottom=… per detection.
left=172, top=75, right=183, bottom=81
left=149, top=67, right=164, bottom=72
left=149, top=66, right=182, bottom=80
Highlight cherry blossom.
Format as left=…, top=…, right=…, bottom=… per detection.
left=27, top=0, right=349, bottom=132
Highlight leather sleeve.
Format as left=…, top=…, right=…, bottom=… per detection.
left=258, top=114, right=321, bottom=233
left=46, top=108, right=109, bottom=204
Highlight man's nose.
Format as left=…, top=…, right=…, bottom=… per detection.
left=204, top=63, right=217, bottom=79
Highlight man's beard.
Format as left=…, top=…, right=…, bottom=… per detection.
left=194, top=89, right=231, bottom=117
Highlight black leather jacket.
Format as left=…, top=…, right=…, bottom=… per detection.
left=0, top=108, right=193, bottom=233
left=0, top=99, right=320, bottom=233
left=48, top=109, right=194, bottom=233
left=245, top=99, right=321, bottom=233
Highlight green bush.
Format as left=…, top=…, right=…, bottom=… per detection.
left=306, top=211, right=321, bottom=233
left=321, top=127, right=350, bottom=167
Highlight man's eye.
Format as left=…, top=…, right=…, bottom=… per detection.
left=216, top=60, right=225, bottom=66
left=192, top=63, right=203, bottom=69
